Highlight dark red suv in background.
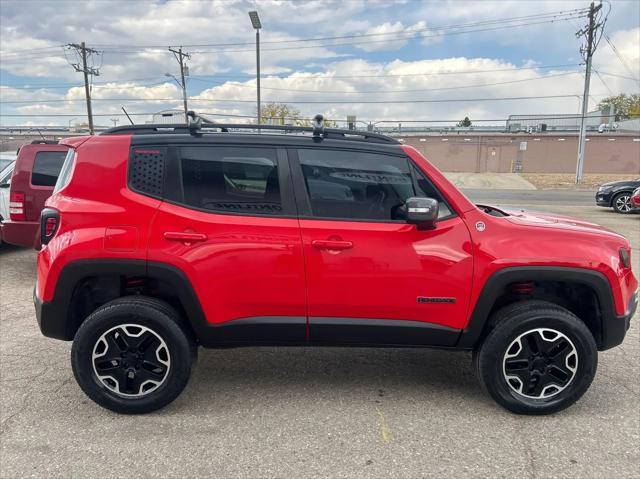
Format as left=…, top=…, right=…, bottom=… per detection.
left=1, top=141, right=69, bottom=248
left=34, top=116, right=637, bottom=415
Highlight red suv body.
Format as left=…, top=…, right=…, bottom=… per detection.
left=1, top=141, right=69, bottom=247
left=34, top=121, right=638, bottom=415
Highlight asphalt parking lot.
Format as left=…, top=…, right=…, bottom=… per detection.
left=1, top=190, right=638, bottom=478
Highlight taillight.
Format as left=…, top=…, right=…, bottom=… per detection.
left=40, top=208, right=60, bottom=245
left=9, top=191, right=25, bottom=221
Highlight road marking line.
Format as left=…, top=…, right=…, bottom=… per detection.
left=376, top=408, right=391, bottom=444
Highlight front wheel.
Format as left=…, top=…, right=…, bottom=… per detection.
left=474, top=300, right=597, bottom=415
left=71, top=297, right=196, bottom=414
left=612, top=192, right=633, bottom=214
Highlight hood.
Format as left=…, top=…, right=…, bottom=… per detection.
left=599, top=179, right=640, bottom=188
left=503, top=208, right=625, bottom=239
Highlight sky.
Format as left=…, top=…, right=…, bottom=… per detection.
left=0, top=0, right=639, bottom=128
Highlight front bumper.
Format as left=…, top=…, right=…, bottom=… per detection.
left=595, top=190, right=612, bottom=207
left=601, top=289, right=638, bottom=350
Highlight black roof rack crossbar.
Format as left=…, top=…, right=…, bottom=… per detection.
left=101, top=122, right=399, bottom=144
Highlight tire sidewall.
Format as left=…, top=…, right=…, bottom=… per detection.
left=479, top=314, right=597, bottom=415
left=613, top=192, right=632, bottom=214
left=72, top=302, right=193, bottom=414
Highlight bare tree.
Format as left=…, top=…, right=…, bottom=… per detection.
left=259, top=103, right=336, bottom=127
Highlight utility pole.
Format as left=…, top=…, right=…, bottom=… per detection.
left=575, top=1, right=603, bottom=184
left=66, top=42, right=101, bottom=135
left=169, top=47, right=190, bottom=123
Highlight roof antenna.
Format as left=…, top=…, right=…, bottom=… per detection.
left=35, top=128, right=46, bottom=141
left=121, top=106, right=134, bottom=125
left=312, top=114, right=324, bottom=141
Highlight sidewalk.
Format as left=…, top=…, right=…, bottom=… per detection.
left=443, top=172, right=537, bottom=190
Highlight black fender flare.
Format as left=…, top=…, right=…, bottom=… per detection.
left=38, top=259, right=208, bottom=342
left=456, top=266, right=617, bottom=349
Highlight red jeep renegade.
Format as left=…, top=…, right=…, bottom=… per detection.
left=35, top=114, right=638, bottom=415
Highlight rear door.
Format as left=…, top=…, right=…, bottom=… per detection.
left=291, top=147, right=473, bottom=346
left=146, top=143, right=307, bottom=344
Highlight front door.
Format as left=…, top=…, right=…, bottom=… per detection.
left=147, top=144, right=306, bottom=344
left=291, top=147, right=473, bottom=346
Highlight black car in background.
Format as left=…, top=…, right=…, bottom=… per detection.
left=596, top=178, right=640, bottom=214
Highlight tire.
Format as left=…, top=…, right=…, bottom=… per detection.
left=612, top=192, right=633, bottom=214
left=71, top=296, right=196, bottom=414
left=474, top=300, right=597, bottom=415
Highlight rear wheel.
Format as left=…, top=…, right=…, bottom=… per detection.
left=71, top=296, right=196, bottom=414
left=474, top=300, right=597, bottom=415
left=612, top=192, right=633, bottom=214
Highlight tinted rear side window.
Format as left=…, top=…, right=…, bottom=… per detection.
left=31, top=151, right=67, bottom=186
left=179, top=146, right=282, bottom=215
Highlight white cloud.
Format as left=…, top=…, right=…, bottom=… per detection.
left=189, top=57, right=599, bottom=124
left=355, top=21, right=429, bottom=52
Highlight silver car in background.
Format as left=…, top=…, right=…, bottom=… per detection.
left=0, top=156, right=17, bottom=244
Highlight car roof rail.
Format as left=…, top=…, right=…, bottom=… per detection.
left=101, top=112, right=399, bottom=144
left=30, top=140, right=59, bottom=145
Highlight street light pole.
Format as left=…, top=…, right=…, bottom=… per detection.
left=256, top=29, right=261, bottom=125
left=249, top=11, right=262, bottom=125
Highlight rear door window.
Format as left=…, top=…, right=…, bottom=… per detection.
left=179, top=146, right=283, bottom=215
left=31, top=151, right=68, bottom=187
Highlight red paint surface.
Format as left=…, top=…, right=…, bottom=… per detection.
left=38, top=135, right=638, bottom=329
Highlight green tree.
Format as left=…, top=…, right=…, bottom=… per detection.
left=457, top=116, right=472, bottom=127
left=259, top=102, right=336, bottom=127
left=597, top=94, right=640, bottom=121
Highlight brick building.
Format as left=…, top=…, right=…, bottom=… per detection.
left=400, top=132, right=640, bottom=174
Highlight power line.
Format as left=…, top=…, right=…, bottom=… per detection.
left=595, top=70, right=640, bottom=82
left=1, top=77, right=171, bottom=90
left=604, top=34, right=639, bottom=81
left=0, top=8, right=589, bottom=58
left=1, top=9, right=589, bottom=62
left=85, top=8, right=589, bottom=50
left=189, top=71, right=582, bottom=94
left=0, top=45, right=63, bottom=55
left=103, top=16, right=590, bottom=55
left=1, top=63, right=585, bottom=91
left=0, top=113, right=617, bottom=123
left=225, top=63, right=582, bottom=79
left=0, top=93, right=610, bottom=105
left=592, top=68, right=614, bottom=96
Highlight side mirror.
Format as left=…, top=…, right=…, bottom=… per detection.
left=405, top=197, right=439, bottom=229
